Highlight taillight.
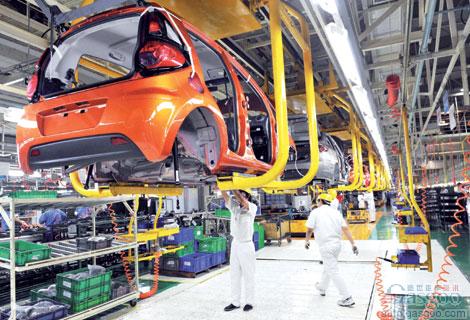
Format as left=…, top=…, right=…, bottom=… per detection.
left=139, top=41, right=185, bottom=70
left=319, top=144, right=329, bottom=152
left=149, top=20, right=161, bottom=34
left=31, top=149, right=40, bottom=157
left=26, top=73, right=38, bottom=101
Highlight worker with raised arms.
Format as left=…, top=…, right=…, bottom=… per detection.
left=305, top=190, right=358, bottom=307
left=221, top=189, right=257, bottom=313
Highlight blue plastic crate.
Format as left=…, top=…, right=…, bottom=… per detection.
left=254, top=239, right=259, bottom=251
left=179, top=253, right=210, bottom=273
left=404, top=226, right=428, bottom=235
left=209, top=252, right=226, bottom=267
left=137, top=221, right=149, bottom=229
left=163, top=227, right=195, bottom=245
left=397, top=249, right=420, bottom=265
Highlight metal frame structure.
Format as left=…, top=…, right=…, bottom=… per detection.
left=0, top=196, right=140, bottom=319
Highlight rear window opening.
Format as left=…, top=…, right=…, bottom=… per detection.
left=40, top=15, right=141, bottom=97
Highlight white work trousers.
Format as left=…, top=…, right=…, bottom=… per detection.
left=230, top=240, right=256, bottom=306
left=318, top=242, right=351, bottom=300
left=368, top=200, right=376, bottom=222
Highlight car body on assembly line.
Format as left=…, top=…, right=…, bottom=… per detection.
left=17, top=3, right=281, bottom=185
left=285, top=115, right=350, bottom=186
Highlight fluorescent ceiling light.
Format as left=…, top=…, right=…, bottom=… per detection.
left=324, top=23, right=362, bottom=86
left=4, top=108, right=25, bottom=123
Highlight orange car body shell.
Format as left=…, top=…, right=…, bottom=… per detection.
left=17, top=5, right=282, bottom=176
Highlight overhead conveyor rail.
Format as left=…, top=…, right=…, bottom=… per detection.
left=218, top=0, right=317, bottom=191
left=261, top=2, right=320, bottom=194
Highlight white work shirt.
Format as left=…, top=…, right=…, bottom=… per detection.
left=226, top=196, right=257, bottom=242
left=306, top=204, right=347, bottom=246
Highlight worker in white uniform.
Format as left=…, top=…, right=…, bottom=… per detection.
left=365, top=191, right=376, bottom=223
left=305, top=191, right=359, bottom=307
left=221, top=190, right=257, bottom=312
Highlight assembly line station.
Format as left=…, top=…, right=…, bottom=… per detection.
left=0, top=0, right=468, bottom=319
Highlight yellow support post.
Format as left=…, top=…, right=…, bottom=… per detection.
left=217, top=0, right=289, bottom=190
left=358, top=136, right=376, bottom=192
left=329, top=94, right=364, bottom=192
left=401, top=109, right=432, bottom=272
left=262, top=2, right=319, bottom=193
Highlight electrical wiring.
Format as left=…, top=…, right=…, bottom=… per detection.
left=417, top=136, right=469, bottom=320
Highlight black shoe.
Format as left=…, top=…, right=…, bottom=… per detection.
left=243, top=304, right=253, bottom=312
left=224, top=304, right=240, bottom=312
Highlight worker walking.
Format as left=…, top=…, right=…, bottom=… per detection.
left=221, top=190, right=257, bottom=312
left=305, top=191, right=359, bottom=307
left=365, top=191, right=376, bottom=223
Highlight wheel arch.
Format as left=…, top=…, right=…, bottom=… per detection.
left=169, top=106, right=225, bottom=171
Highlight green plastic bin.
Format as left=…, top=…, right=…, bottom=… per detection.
left=198, top=237, right=227, bottom=253
left=258, top=225, right=265, bottom=249
left=193, top=226, right=204, bottom=240
left=215, top=209, right=231, bottom=218
left=61, top=293, right=110, bottom=313
left=10, top=190, right=58, bottom=199
left=57, top=282, right=111, bottom=304
left=56, top=268, right=112, bottom=292
left=175, top=241, right=194, bottom=257
left=0, top=240, right=51, bottom=266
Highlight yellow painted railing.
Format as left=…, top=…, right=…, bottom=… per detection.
left=217, top=0, right=290, bottom=190
left=262, top=2, right=319, bottom=193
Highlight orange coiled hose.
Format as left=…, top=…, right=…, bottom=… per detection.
left=374, top=257, right=393, bottom=320
left=108, top=204, right=136, bottom=290
left=417, top=137, right=469, bottom=320
left=139, top=252, right=162, bottom=299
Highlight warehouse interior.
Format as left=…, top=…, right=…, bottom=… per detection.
left=0, top=0, right=469, bottom=319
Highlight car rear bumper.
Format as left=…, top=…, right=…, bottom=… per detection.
left=28, top=134, right=143, bottom=171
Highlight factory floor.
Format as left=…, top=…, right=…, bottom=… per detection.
left=109, top=207, right=470, bottom=320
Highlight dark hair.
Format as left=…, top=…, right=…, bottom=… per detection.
left=239, top=190, right=258, bottom=206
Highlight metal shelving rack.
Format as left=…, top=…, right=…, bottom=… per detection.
left=0, top=196, right=140, bottom=320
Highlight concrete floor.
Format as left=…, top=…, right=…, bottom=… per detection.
left=109, top=209, right=470, bottom=320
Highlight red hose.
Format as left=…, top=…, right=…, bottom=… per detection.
left=374, top=257, right=393, bottom=320
left=139, top=252, right=161, bottom=299
left=109, top=204, right=162, bottom=299
left=109, top=204, right=136, bottom=290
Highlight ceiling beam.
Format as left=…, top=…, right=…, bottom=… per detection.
left=419, top=17, right=470, bottom=139
left=0, top=21, right=48, bottom=50
left=0, top=5, right=48, bottom=35
left=361, top=31, right=423, bottom=51
left=0, top=84, right=26, bottom=97
left=358, top=0, right=405, bottom=41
